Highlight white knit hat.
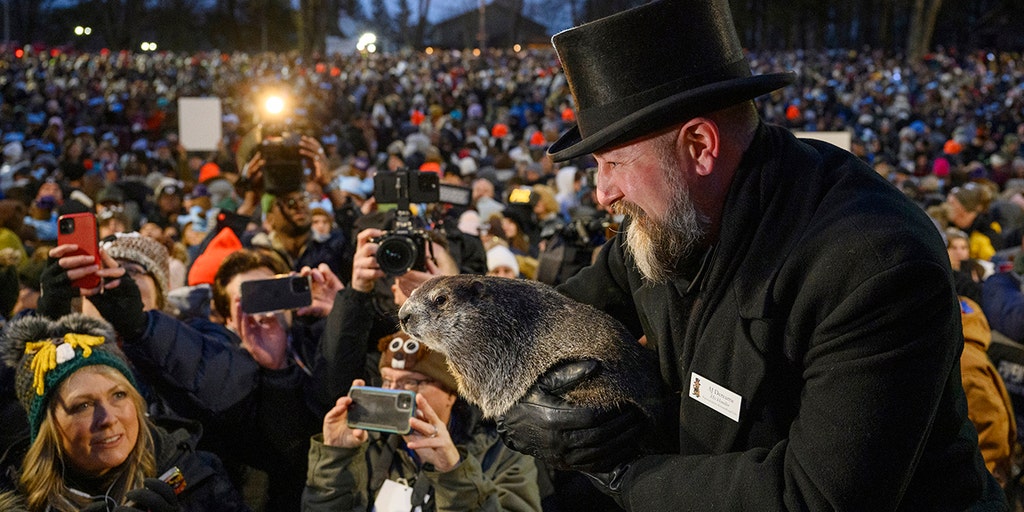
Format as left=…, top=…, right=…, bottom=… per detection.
left=486, top=245, right=519, bottom=276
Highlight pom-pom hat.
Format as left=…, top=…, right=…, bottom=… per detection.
left=1, top=314, right=137, bottom=441
left=547, top=0, right=795, bottom=162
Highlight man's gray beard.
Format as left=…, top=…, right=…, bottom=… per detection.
left=618, top=170, right=708, bottom=285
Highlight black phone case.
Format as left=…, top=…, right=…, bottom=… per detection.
left=239, top=275, right=311, bottom=314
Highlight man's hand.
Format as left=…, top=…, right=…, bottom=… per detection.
left=297, top=263, right=344, bottom=317
left=351, top=228, right=386, bottom=293
left=496, top=360, right=650, bottom=473
left=323, top=380, right=370, bottom=449
left=232, top=300, right=289, bottom=370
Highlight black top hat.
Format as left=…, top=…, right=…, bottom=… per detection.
left=548, top=0, right=795, bottom=162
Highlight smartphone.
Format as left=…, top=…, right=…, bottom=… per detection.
left=346, top=386, right=417, bottom=435
left=56, top=212, right=101, bottom=289
left=239, top=274, right=312, bottom=315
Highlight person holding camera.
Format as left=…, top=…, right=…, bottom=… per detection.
left=304, top=230, right=542, bottom=512
left=236, top=134, right=353, bottom=284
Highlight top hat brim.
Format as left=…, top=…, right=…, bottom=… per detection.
left=548, top=72, right=795, bottom=162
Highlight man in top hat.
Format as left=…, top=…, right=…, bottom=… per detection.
left=495, top=0, right=1004, bottom=510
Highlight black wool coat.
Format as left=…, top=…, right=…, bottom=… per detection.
left=560, top=123, right=1005, bottom=511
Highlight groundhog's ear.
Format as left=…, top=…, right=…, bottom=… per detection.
left=456, top=279, right=488, bottom=301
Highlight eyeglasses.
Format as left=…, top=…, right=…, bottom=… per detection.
left=279, top=194, right=311, bottom=211
left=381, top=377, right=434, bottom=391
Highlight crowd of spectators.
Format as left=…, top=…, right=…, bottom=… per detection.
left=0, top=43, right=1024, bottom=510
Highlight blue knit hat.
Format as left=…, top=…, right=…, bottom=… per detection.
left=1, top=314, right=137, bottom=441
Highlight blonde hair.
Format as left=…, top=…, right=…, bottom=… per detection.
left=19, top=366, right=156, bottom=512
left=531, top=184, right=560, bottom=216
left=945, top=227, right=969, bottom=248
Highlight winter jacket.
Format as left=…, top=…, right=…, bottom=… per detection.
left=982, top=271, right=1024, bottom=343
left=960, top=297, right=1017, bottom=488
left=15, top=420, right=249, bottom=511
left=559, top=123, right=1005, bottom=510
left=122, top=311, right=320, bottom=512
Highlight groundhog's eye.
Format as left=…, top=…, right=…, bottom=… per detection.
left=432, top=295, right=447, bottom=307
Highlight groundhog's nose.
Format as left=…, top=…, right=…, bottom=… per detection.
left=397, top=304, right=412, bottom=330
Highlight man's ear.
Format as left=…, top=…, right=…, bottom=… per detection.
left=678, top=118, right=720, bottom=177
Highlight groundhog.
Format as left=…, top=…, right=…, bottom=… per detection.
left=398, top=274, right=663, bottom=419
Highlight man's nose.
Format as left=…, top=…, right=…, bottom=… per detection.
left=595, top=166, right=623, bottom=208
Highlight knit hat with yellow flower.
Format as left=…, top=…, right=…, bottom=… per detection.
left=0, top=313, right=137, bottom=440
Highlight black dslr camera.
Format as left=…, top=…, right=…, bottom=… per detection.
left=372, top=169, right=439, bottom=276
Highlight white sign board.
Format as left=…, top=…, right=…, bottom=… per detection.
left=178, top=97, right=222, bottom=152
left=793, top=131, right=852, bottom=152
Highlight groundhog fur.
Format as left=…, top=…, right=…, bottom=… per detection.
left=399, top=274, right=663, bottom=419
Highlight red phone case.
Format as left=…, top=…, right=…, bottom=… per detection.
left=56, top=212, right=101, bottom=289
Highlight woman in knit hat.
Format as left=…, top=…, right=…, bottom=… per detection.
left=0, top=313, right=248, bottom=511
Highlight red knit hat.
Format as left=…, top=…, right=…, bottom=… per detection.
left=187, top=227, right=243, bottom=285
left=410, top=110, right=426, bottom=126
left=529, top=130, right=546, bottom=147
left=419, top=161, right=442, bottom=175
left=198, top=162, right=221, bottom=183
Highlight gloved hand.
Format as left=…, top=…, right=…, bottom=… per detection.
left=36, top=257, right=75, bottom=319
left=117, top=477, right=180, bottom=511
left=496, top=359, right=650, bottom=473
left=88, top=268, right=148, bottom=340
left=582, top=460, right=634, bottom=499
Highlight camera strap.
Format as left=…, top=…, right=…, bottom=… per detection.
left=371, top=436, right=435, bottom=510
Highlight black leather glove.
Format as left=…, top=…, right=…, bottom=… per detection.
left=117, top=477, right=180, bottom=512
left=582, top=460, right=633, bottom=499
left=496, top=359, right=651, bottom=473
left=88, top=268, right=148, bottom=340
left=36, top=257, right=75, bottom=319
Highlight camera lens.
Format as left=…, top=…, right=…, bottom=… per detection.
left=376, top=236, right=419, bottom=276
left=291, top=277, right=309, bottom=293
left=397, top=394, right=413, bottom=409
left=58, top=218, right=75, bottom=234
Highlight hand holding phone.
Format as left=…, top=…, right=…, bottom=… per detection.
left=56, top=212, right=101, bottom=289
left=346, top=386, right=417, bottom=435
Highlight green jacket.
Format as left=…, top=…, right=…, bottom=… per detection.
left=302, top=416, right=541, bottom=512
